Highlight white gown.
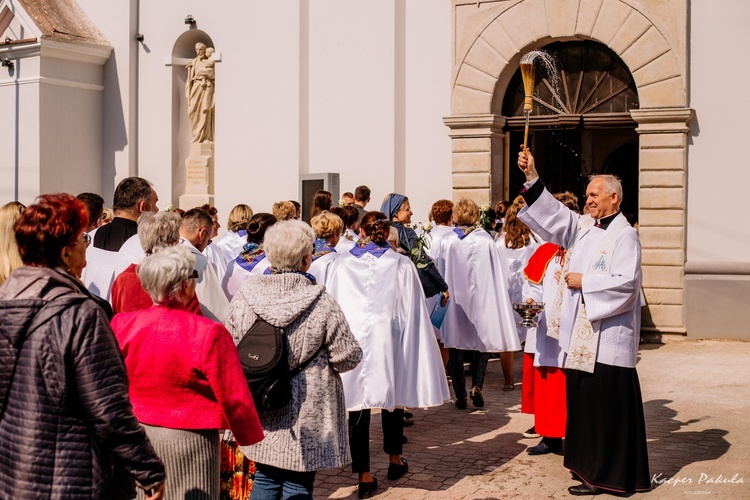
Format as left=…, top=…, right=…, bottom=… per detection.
left=117, top=234, right=146, bottom=272
left=222, top=254, right=271, bottom=300
left=495, top=235, right=540, bottom=345
left=519, top=186, right=642, bottom=368
left=432, top=228, right=521, bottom=352
left=203, top=241, right=227, bottom=281
left=327, top=247, right=449, bottom=411
left=522, top=246, right=566, bottom=368
left=180, top=239, right=230, bottom=323
left=308, top=251, right=338, bottom=288
left=215, top=230, right=246, bottom=263
left=82, top=245, right=127, bottom=302
left=424, top=225, right=456, bottom=260
left=334, top=230, right=359, bottom=254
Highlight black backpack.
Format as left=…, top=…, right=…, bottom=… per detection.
left=237, top=317, right=323, bottom=411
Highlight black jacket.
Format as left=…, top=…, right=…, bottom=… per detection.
left=392, top=222, right=449, bottom=298
left=0, top=267, right=164, bottom=499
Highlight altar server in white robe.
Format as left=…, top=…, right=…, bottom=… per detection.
left=215, top=204, right=253, bottom=263
left=432, top=198, right=520, bottom=410
left=517, top=149, right=650, bottom=496
left=327, top=211, right=449, bottom=498
left=222, top=213, right=277, bottom=300
left=308, top=211, right=342, bottom=287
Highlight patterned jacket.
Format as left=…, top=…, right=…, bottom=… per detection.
left=226, top=273, right=362, bottom=472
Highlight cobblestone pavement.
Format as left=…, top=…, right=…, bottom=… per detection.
left=314, top=339, right=750, bottom=499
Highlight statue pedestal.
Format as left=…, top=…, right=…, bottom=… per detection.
left=179, top=142, right=215, bottom=209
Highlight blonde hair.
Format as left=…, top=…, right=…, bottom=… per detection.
left=453, top=198, right=480, bottom=226
left=0, top=201, right=25, bottom=285
left=504, top=196, right=535, bottom=249
left=272, top=201, right=296, bottom=221
left=310, top=210, right=344, bottom=239
left=100, top=208, right=114, bottom=224
left=227, top=204, right=254, bottom=232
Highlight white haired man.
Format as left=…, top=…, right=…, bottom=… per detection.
left=517, top=149, right=650, bottom=496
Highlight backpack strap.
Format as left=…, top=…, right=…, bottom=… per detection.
left=291, top=343, right=326, bottom=377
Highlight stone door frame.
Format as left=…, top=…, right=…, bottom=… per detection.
left=444, top=0, right=692, bottom=335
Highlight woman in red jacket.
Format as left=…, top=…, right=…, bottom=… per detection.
left=111, top=244, right=264, bottom=499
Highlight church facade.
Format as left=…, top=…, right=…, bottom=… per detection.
left=1, top=0, right=748, bottom=339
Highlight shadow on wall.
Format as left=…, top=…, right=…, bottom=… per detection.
left=101, top=52, right=127, bottom=203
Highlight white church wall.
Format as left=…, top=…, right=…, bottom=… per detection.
left=687, top=1, right=750, bottom=264
left=74, top=0, right=135, bottom=201
left=403, top=0, right=452, bottom=223
left=308, top=1, right=397, bottom=212
left=0, top=56, right=41, bottom=205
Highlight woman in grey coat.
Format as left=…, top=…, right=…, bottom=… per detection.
left=226, top=219, right=362, bottom=499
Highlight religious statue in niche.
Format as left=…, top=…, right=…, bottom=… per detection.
left=185, top=42, right=215, bottom=143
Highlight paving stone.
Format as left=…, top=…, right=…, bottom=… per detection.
left=309, top=342, right=750, bottom=498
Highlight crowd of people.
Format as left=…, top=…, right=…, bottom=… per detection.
left=0, top=149, right=650, bottom=499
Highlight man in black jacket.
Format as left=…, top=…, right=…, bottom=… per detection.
left=94, top=177, right=159, bottom=252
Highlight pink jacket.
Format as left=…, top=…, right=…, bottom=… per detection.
left=111, top=306, right=264, bottom=446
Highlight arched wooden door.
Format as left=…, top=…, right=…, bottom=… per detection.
left=502, top=41, right=639, bottom=222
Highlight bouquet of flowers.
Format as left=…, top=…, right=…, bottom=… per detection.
left=478, top=204, right=491, bottom=229
left=408, top=222, right=433, bottom=269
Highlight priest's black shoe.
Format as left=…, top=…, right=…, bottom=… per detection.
left=455, top=398, right=467, bottom=410
left=527, top=438, right=563, bottom=455
left=358, top=478, right=378, bottom=499
left=404, top=410, right=414, bottom=419
left=568, top=483, right=603, bottom=496
left=469, top=387, right=485, bottom=407
left=387, top=458, right=409, bottom=480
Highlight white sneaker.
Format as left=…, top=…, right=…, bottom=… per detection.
left=523, top=426, right=541, bottom=439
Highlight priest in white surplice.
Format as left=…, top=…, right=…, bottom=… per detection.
left=517, top=149, right=650, bottom=496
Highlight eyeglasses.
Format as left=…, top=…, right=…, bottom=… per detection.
left=72, top=233, right=91, bottom=247
left=189, top=269, right=199, bottom=279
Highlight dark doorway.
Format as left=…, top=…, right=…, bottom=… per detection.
left=502, top=41, right=639, bottom=223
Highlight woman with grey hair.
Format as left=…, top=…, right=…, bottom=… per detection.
left=111, top=245, right=264, bottom=500
left=226, top=220, right=362, bottom=499
left=111, top=211, right=204, bottom=314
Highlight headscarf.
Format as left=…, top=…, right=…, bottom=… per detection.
left=380, top=193, right=407, bottom=221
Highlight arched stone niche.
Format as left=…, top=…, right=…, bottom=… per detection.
left=169, top=29, right=214, bottom=204
left=444, top=0, right=693, bottom=335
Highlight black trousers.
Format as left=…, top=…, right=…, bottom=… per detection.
left=348, top=409, right=404, bottom=473
left=448, top=349, right=489, bottom=401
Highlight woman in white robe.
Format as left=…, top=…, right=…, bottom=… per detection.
left=327, top=211, right=449, bottom=498
left=221, top=213, right=276, bottom=300
left=432, top=199, right=520, bottom=409
left=334, top=205, right=360, bottom=255
left=216, top=204, right=254, bottom=264
left=495, top=196, right=540, bottom=391
left=308, top=210, right=342, bottom=287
